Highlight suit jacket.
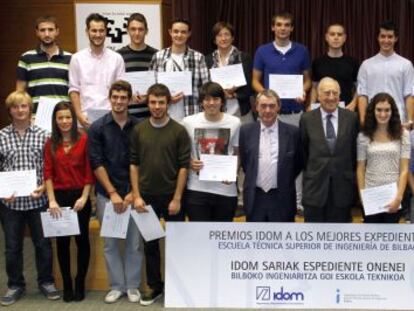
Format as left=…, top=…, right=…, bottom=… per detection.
left=299, top=107, right=359, bottom=208
left=239, top=120, right=302, bottom=218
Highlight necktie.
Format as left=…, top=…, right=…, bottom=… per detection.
left=326, top=114, right=336, bottom=154
left=261, top=129, right=274, bottom=192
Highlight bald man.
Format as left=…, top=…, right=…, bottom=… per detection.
left=299, top=77, right=359, bottom=222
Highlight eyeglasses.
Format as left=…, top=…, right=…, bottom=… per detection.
left=321, top=90, right=339, bottom=97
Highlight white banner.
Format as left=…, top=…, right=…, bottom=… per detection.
left=166, top=222, right=414, bottom=309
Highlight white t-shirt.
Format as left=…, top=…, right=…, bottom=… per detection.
left=166, top=53, right=186, bottom=121
left=182, top=112, right=241, bottom=196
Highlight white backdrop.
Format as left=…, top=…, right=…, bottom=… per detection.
left=75, top=2, right=162, bottom=51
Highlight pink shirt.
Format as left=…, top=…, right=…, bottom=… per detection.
left=68, top=47, right=125, bottom=112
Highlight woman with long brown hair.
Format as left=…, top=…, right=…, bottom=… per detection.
left=357, top=92, right=410, bottom=223
left=44, top=102, right=94, bottom=302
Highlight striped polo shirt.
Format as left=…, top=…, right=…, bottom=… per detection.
left=117, top=44, right=157, bottom=120
left=17, top=47, right=71, bottom=112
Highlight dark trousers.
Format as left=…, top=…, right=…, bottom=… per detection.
left=304, top=178, right=352, bottom=223
left=364, top=211, right=401, bottom=223
left=141, top=193, right=184, bottom=291
left=247, top=188, right=295, bottom=222
left=0, top=203, right=54, bottom=289
left=54, top=189, right=91, bottom=289
left=185, top=190, right=236, bottom=222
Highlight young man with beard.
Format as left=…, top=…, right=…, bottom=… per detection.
left=69, top=13, right=125, bottom=128
left=130, top=83, right=191, bottom=305
left=16, top=15, right=71, bottom=113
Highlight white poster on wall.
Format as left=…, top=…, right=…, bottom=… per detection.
left=75, top=2, right=162, bottom=51
left=166, top=222, right=414, bottom=309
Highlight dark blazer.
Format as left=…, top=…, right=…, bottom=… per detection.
left=239, top=120, right=302, bottom=218
left=299, top=108, right=359, bottom=209
left=205, top=50, right=252, bottom=115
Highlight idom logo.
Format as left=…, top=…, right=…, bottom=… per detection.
left=256, top=286, right=271, bottom=301
left=256, top=286, right=304, bottom=304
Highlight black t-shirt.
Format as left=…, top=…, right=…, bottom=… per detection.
left=312, top=54, right=359, bottom=105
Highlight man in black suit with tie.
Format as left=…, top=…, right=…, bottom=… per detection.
left=300, top=77, right=359, bottom=222
left=239, top=90, right=302, bottom=222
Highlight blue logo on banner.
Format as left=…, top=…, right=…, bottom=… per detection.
left=256, top=286, right=304, bottom=304
left=256, top=286, right=271, bottom=301
left=336, top=289, right=341, bottom=304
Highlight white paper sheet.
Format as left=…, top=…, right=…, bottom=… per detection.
left=0, top=170, right=37, bottom=198
left=157, top=71, right=192, bottom=96
left=209, top=64, right=247, bottom=89
left=199, top=154, right=238, bottom=182
left=130, top=205, right=165, bottom=242
left=34, top=97, right=61, bottom=133
left=269, top=74, right=303, bottom=99
left=86, top=109, right=109, bottom=123
left=311, top=101, right=346, bottom=110
left=100, top=202, right=131, bottom=239
left=360, top=182, right=400, bottom=216
left=123, top=71, right=156, bottom=95
left=41, top=208, right=80, bottom=237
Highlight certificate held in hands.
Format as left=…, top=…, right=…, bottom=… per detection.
left=100, top=202, right=131, bottom=239
left=199, top=154, right=238, bottom=182
left=123, top=71, right=156, bottom=95
left=0, top=170, right=37, bottom=198
left=34, top=97, right=61, bottom=133
left=157, top=71, right=192, bottom=96
left=130, top=205, right=165, bottom=242
left=269, top=74, right=303, bottom=99
left=41, top=208, right=80, bottom=237
left=360, top=182, right=400, bottom=216
left=209, top=64, right=247, bottom=89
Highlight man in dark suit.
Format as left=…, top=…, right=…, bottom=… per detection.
left=239, top=89, right=302, bottom=222
left=300, top=77, right=359, bottom=222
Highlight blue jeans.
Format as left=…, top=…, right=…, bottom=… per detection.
left=0, top=203, right=54, bottom=289
left=96, top=193, right=143, bottom=292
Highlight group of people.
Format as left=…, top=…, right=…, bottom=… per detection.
left=0, top=8, right=413, bottom=308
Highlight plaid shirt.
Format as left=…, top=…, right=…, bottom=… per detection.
left=0, top=124, right=48, bottom=211
left=150, top=46, right=210, bottom=116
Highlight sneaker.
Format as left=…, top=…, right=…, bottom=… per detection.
left=1, top=287, right=25, bottom=306
left=39, top=283, right=60, bottom=300
left=140, top=289, right=163, bottom=306
left=104, top=290, right=124, bottom=304
left=127, top=288, right=141, bottom=303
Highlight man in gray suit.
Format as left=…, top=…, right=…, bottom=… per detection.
left=300, top=77, right=358, bottom=222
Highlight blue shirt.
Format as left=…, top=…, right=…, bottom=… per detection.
left=88, top=112, right=139, bottom=198
left=254, top=42, right=310, bottom=112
